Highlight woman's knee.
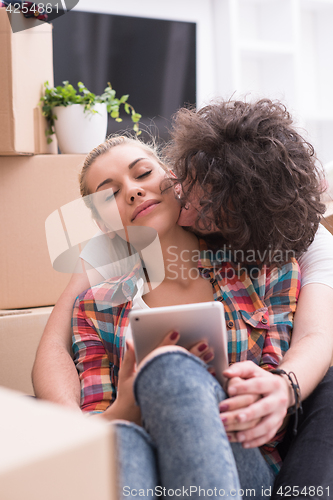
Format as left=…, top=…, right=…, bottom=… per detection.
left=136, top=347, right=207, bottom=389
left=113, top=420, right=156, bottom=454
left=134, top=348, right=225, bottom=406
left=112, top=421, right=158, bottom=496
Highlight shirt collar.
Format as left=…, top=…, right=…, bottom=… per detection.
left=197, top=240, right=269, bottom=324
left=99, top=259, right=145, bottom=304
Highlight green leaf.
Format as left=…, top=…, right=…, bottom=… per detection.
left=131, top=113, right=141, bottom=123
left=119, top=94, right=129, bottom=104
left=40, top=79, right=142, bottom=135
left=103, top=88, right=116, bottom=100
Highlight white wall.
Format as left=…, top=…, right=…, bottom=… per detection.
left=73, top=0, right=333, bottom=165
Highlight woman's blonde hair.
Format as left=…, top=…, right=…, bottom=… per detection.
left=79, top=134, right=168, bottom=220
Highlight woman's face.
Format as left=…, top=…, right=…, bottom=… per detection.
left=85, top=144, right=181, bottom=239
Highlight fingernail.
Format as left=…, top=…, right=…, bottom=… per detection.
left=237, top=413, right=247, bottom=423
left=227, top=433, right=232, bottom=441
left=219, top=403, right=229, bottom=412
left=238, top=434, right=245, bottom=442
left=170, top=331, right=179, bottom=340
left=203, top=352, right=213, bottom=361
left=198, top=343, right=208, bottom=352
left=243, top=443, right=250, bottom=449
left=210, top=371, right=216, bottom=377
left=221, top=416, right=227, bottom=423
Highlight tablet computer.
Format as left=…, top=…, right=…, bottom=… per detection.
left=128, top=301, right=229, bottom=389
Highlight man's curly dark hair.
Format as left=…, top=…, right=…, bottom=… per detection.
left=165, top=98, right=326, bottom=263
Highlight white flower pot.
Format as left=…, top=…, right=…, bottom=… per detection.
left=53, top=103, right=108, bottom=154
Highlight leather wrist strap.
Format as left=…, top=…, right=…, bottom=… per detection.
left=271, top=369, right=303, bottom=435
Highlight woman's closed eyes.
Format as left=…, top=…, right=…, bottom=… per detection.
left=136, top=169, right=152, bottom=179
left=104, top=169, right=153, bottom=202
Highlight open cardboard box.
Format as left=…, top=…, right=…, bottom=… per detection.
left=0, top=8, right=57, bottom=155
left=0, top=387, right=117, bottom=500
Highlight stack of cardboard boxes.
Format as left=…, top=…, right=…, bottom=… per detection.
left=0, top=11, right=117, bottom=499
left=0, top=9, right=86, bottom=395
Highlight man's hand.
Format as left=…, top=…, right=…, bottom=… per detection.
left=219, top=376, right=261, bottom=441
left=221, top=361, right=291, bottom=448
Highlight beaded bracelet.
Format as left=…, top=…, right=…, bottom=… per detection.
left=270, top=369, right=303, bottom=435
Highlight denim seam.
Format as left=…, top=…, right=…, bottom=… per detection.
left=113, top=420, right=156, bottom=448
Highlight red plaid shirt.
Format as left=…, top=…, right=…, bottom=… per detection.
left=72, top=241, right=300, bottom=473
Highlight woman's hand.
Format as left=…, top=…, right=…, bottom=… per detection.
left=157, top=330, right=215, bottom=363
left=137, top=330, right=215, bottom=368
left=102, top=341, right=141, bottom=425
left=221, top=361, right=291, bottom=448
left=102, top=331, right=215, bottom=423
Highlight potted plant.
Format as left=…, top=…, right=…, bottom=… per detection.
left=40, top=81, right=141, bottom=154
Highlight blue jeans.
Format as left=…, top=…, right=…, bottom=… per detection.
left=113, top=348, right=274, bottom=499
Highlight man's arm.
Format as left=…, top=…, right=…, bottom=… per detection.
left=220, top=282, right=333, bottom=447
left=219, top=260, right=301, bottom=447
left=283, top=224, right=333, bottom=397
left=278, top=282, right=333, bottom=398
left=31, top=263, right=104, bottom=408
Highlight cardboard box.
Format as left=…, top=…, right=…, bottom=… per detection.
left=0, top=154, right=86, bottom=309
left=0, top=306, right=53, bottom=395
left=322, top=200, right=333, bottom=235
left=0, top=9, right=57, bottom=155
left=0, top=387, right=117, bottom=500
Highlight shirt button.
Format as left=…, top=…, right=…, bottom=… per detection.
left=261, top=317, right=268, bottom=325
left=227, top=321, right=234, bottom=328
